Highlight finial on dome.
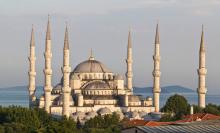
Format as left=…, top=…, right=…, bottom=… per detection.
left=89, top=48, right=94, bottom=60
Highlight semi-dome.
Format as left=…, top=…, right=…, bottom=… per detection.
left=98, top=107, right=111, bottom=115
left=84, top=81, right=110, bottom=90
left=73, top=58, right=112, bottom=73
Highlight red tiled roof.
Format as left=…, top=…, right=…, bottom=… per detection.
left=144, top=121, right=174, bottom=126
left=176, top=113, right=220, bottom=123
left=126, top=113, right=220, bottom=127
left=126, top=119, right=148, bottom=126
left=126, top=120, right=174, bottom=127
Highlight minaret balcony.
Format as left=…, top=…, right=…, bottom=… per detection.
left=153, top=88, right=161, bottom=93
left=197, top=68, right=207, bottom=75
left=197, top=88, right=207, bottom=94
left=44, top=52, right=52, bottom=58
left=153, top=55, right=161, bottom=61
left=44, top=69, right=52, bottom=75
left=62, top=66, right=71, bottom=73
left=28, top=71, right=36, bottom=76
left=152, top=71, right=161, bottom=77
left=28, top=57, right=36, bottom=61
left=28, top=87, right=35, bottom=91
left=44, top=86, right=52, bottom=92
left=126, top=72, right=133, bottom=77
left=126, top=59, right=133, bottom=63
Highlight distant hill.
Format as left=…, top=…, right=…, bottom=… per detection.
left=0, top=86, right=43, bottom=91
left=134, top=85, right=195, bottom=94
left=0, top=86, right=44, bottom=97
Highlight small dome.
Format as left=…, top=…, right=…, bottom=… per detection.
left=129, top=95, right=141, bottom=102
left=131, top=111, right=139, bottom=118
left=98, top=107, right=111, bottom=115
left=114, top=74, right=123, bottom=80
left=84, top=81, right=110, bottom=90
left=53, top=95, right=73, bottom=106
left=73, top=59, right=112, bottom=73
left=139, top=111, right=147, bottom=118
left=85, top=111, right=97, bottom=120
left=87, top=111, right=97, bottom=117
left=146, top=96, right=152, bottom=101
left=72, top=111, right=85, bottom=120
left=115, top=111, right=124, bottom=120
left=52, top=83, right=62, bottom=94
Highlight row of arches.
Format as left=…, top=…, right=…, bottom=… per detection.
left=82, top=90, right=115, bottom=95
left=74, top=73, right=114, bottom=80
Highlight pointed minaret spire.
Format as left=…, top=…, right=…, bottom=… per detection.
left=128, top=27, right=132, bottom=48
left=200, top=25, right=205, bottom=52
left=155, top=22, right=160, bottom=44
left=126, top=27, right=133, bottom=93
left=30, top=25, right=35, bottom=46
left=44, top=16, right=53, bottom=113
left=197, top=25, right=207, bottom=108
left=62, top=24, right=71, bottom=118
left=46, top=15, right=51, bottom=40
left=28, top=25, right=37, bottom=108
left=64, top=24, right=69, bottom=50
left=152, top=22, right=161, bottom=112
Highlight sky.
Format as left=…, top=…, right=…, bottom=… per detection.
left=0, top=0, right=220, bottom=94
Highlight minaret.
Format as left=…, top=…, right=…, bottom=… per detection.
left=152, top=23, right=161, bottom=112
left=62, top=25, right=71, bottom=118
left=197, top=25, right=207, bottom=108
left=28, top=25, right=36, bottom=107
left=126, top=28, right=133, bottom=92
left=43, top=16, right=53, bottom=113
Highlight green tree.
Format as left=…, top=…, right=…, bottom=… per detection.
left=203, top=104, right=220, bottom=115
left=192, top=105, right=203, bottom=114
left=161, top=94, right=190, bottom=120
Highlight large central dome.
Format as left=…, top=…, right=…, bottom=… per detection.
left=73, top=57, right=112, bottom=73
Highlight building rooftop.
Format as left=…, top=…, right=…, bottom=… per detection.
left=135, top=125, right=220, bottom=133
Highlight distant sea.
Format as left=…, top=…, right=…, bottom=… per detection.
left=0, top=86, right=219, bottom=108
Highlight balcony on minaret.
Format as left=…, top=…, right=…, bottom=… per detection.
left=197, top=68, right=207, bottom=75
left=197, top=88, right=207, bottom=94
left=44, top=69, right=52, bottom=75
left=152, top=71, right=161, bottom=77
left=62, top=66, right=71, bottom=73
left=153, top=55, right=160, bottom=61
left=28, top=71, right=36, bottom=76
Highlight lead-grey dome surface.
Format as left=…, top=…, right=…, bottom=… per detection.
left=84, top=81, right=110, bottom=90
left=73, top=59, right=112, bottom=73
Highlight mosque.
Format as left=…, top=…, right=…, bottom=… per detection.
left=28, top=17, right=207, bottom=121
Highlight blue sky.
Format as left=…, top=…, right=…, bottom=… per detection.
left=0, top=0, right=220, bottom=94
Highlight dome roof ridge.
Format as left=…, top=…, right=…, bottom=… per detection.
left=72, top=59, right=112, bottom=73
